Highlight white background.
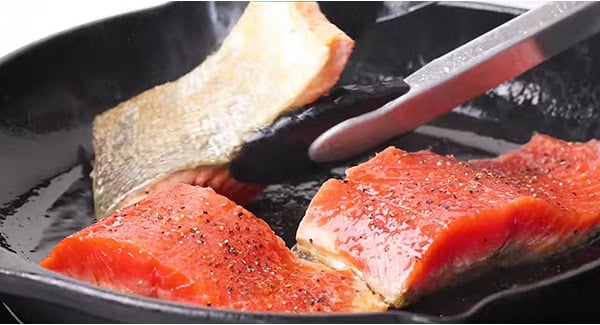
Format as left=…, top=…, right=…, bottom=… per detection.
left=0, top=1, right=166, bottom=59
left=0, top=1, right=546, bottom=60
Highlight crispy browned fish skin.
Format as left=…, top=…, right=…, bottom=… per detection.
left=92, top=2, right=354, bottom=219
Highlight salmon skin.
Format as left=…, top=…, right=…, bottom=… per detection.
left=91, top=2, right=354, bottom=219
left=297, top=134, right=600, bottom=307
left=40, top=183, right=385, bottom=313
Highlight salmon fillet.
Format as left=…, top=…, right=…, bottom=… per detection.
left=92, top=2, right=354, bottom=219
left=40, top=183, right=384, bottom=313
left=296, top=134, right=600, bottom=307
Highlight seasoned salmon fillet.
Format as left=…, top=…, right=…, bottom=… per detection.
left=297, top=135, right=600, bottom=307
left=40, top=184, right=384, bottom=313
left=92, top=2, right=354, bottom=219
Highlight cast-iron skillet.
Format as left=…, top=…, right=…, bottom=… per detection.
left=2, top=2, right=600, bottom=323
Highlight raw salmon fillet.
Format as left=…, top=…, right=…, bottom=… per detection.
left=297, top=134, right=600, bottom=307
left=40, top=184, right=384, bottom=313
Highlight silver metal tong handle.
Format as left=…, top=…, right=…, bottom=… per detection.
left=309, top=1, right=600, bottom=162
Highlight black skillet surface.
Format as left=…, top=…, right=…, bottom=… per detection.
left=3, top=1, right=600, bottom=323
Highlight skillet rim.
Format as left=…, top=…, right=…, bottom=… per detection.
left=3, top=1, right=595, bottom=322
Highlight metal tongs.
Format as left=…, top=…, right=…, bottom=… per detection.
left=309, top=1, right=600, bottom=162
left=231, top=1, right=600, bottom=184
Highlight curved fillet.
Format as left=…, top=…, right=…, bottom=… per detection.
left=92, top=2, right=354, bottom=219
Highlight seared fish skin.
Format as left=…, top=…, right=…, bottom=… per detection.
left=92, top=2, right=354, bottom=219
left=41, top=183, right=385, bottom=313
left=297, top=135, right=600, bottom=307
